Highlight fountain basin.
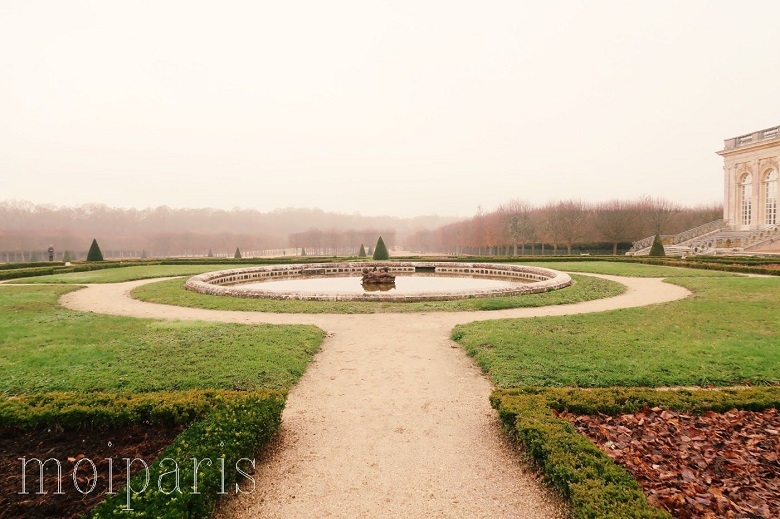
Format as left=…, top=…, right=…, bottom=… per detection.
left=184, top=262, right=572, bottom=302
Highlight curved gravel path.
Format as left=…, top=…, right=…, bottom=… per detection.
left=58, top=274, right=689, bottom=518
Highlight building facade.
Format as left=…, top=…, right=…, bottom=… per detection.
left=718, top=125, right=780, bottom=231
left=631, top=125, right=780, bottom=255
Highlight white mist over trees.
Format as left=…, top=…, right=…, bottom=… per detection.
left=0, top=198, right=721, bottom=260
left=0, top=201, right=455, bottom=260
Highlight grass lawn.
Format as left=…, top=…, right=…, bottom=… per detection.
left=521, top=260, right=737, bottom=277
left=452, top=276, right=780, bottom=388
left=4, top=264, right=256, bottom=284
left=0, top=285, right=324, bottom=394
left=131, top=273, right=624, bottom=313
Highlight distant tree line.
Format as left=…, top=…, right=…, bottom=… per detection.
left=287, top=228, right=396, bottom=256
left=0, top=201, right=449, bottom=260
left=0, top=198, right=721, bottom=261
left=406, top=197, right=722, bottom=256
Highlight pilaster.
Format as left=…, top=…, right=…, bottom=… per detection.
left=752, top=159, right=761, bottom=229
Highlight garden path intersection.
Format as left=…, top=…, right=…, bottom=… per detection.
left=58, top=274, right=690, bottom=518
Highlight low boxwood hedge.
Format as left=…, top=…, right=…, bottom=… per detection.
left=0, top=390, right=286, bottom=518
left=683, top=256, right=780, bottom=265
left=491, top=386, right=780, bottom=519
left=0, top=390, right=268, bottom=431
left=0, top=261, right=66, bottom=270
left=90, top=391, right=285, bottom=518
left=3, top=255, right=777, bottom=281
left=390, top=255, right=780, bottom=275
left=0, top=261, right=145, bottom=281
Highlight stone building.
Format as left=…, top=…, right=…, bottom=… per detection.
left=632, top=124, right=780, bottom=255
left=718, top=126, right=779, bottom=231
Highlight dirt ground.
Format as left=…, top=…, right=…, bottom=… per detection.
left=565, top=407, right=779, bottom=519
left=0, top=425, right=181, bottom=519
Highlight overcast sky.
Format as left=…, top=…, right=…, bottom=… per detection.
left=2, top=1, right=779, bottom=218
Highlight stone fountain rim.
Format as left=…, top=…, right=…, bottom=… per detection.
left=184, top=261, right=572, bottom=302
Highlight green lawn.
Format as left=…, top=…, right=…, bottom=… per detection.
left=0, top=285, right=324, bottom=394
left=521, top=261, right=737, bottom=277
left=131, top=274, right=624, bottom=314
left=5, top=264, right=254, bottom=284
left=452, top=276, right=780, bottom=388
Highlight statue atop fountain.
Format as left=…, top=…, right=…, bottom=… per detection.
left=361, top=266, right=396, bottom=285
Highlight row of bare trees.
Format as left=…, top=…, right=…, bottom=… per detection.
left=407, top=197, right=722, bottom=256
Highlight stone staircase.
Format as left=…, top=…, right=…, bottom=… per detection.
left=630, top=220, right=725, bottom=256
left=685, top=226, right=780, bottom=255
left=630, top=220, right=780, bottom=256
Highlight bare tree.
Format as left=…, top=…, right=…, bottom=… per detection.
left=483, top=210, right=507, bottom=255
left=503, top=199, right=535, bottom=255
left=540, top=202, right=561, bottom=254
left=640, top=196, right=681, bottom=235
left=547, top=200, right=589, bottom=255
left=593, top=199, right=641, bottom=255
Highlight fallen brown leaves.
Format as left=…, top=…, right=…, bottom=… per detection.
left=1, top=425, right=182, bottom=519
left=559, top=407, right=780, bottom=519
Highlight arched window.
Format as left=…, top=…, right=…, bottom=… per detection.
left=764, top=169, right=778, bottom=226
left=739, top=173, right=752, bottom=227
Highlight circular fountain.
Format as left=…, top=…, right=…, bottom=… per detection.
left=185, top=262, right=571, bottom=302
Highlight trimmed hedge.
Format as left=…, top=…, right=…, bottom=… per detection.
left=390, top=253, right=778, bottom=267
left=87, top=239, right=104, bottom=262
left=0, top=390, right=270, bottom=431
left=0, top=257, right=371, bottom=281
left=2, top=255, right=776, bottom=282
left=0, top=390, right=285, bottom=518
left=491, top=387, right=780, bottom=519
left=90, top=391, right=285, bottom=517
left=159, top=257, right=354, bottom=266
left=0, top=261, right=66, bottom=270
left=0, top=266, right=64, bottom=281
left=530, top=386, right=780, bottom=415
left=0, top=261, right=152, bottom=281
left=645, top=259, right=780, bottom=276
left=683, top=255, right=780, bottom=265
left=372, top=236, right=389, bottom=260
left=649, top=235, right=666, bottom=257
left=478, top=256, right=780, bottom=276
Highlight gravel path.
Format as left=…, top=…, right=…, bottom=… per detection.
left=57, top=274, right=689, bottom=518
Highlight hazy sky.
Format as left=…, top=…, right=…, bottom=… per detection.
left=2, top=1, right=779, bottom=218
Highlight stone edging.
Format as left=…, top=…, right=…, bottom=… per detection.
left=184, top=262, right=572, bottom=302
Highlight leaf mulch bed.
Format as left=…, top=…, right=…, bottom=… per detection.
left=0, top=424, right=182, bottom=519
left=560, top=407, right=780, bottom=519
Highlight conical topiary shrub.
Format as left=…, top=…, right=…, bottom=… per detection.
left=207, top=248, right=214, bottom=258
left=301, top=248, right=306, bottom=256
left=87, top=239, right=104, bottom=261
left=372, top=236, right=389, bottom=260
left=649, top=234, right=666, bottom=257
left=234, top=247, right=242, bottom=259
left=358, top=244, right=366, bottom=257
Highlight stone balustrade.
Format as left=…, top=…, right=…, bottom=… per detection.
left=631, top=219, right=725, bottom=252
left=674, top=219, right=727, bottom=244
left=723, top=125, right=780, bottom=150
left=683, top=225, right=780, bottom=254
